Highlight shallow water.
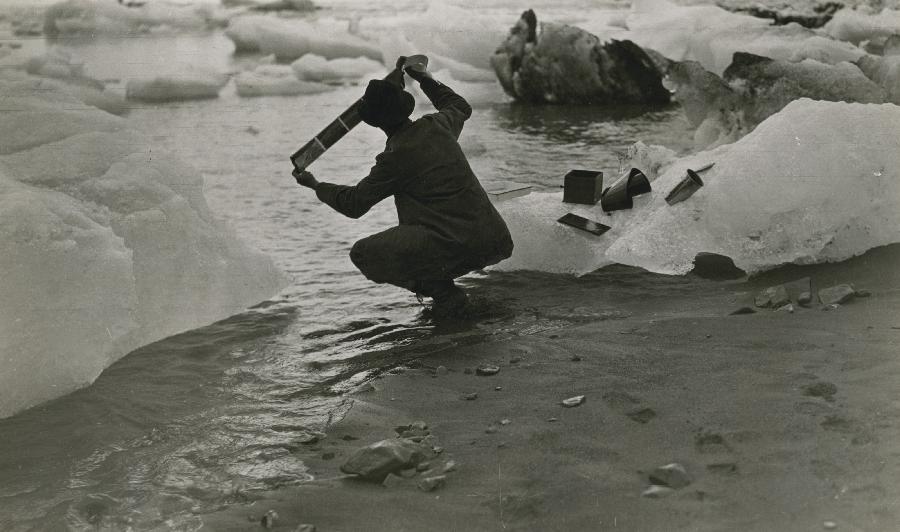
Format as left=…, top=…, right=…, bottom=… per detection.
left=0, top=3, right=699, bottom=529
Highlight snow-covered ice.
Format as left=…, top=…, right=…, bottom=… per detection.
left=126, top=71, right=229, bottom=102
left=0, top=75, right=288, bottom=419
left=824, top=7, right=900, bottom=45
left=290, top=54, right=384, bottom=83
left=495, top=100, right=900, bottom=276
left=224, top=15, right=382, bottom=62
left=43, top=0, right=226, bottom=38
left=624, top=0, right=865, bottom=75
left=235, top=64, right=333, bottom=97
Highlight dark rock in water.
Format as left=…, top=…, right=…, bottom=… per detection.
left=340, top=438, right=427, bottom=482
left=716, top=0, right=843, bottom=28
left=818, top=284, right=856, bottom=306
left=755, top=284, right=790, bottom=309
left=491, top=10, right=670, bottom=104
left=730, top=307, right=757, bottom=315
left=649, top=463, right=692, bottom=489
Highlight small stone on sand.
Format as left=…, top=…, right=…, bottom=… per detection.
left=649, top=463, right=692, bottom=489
left=485, top=425, right=498, bottom=434
left=626, top=407, right=656, bottom=424
left=417, top=475, right=447, bottom=492
left=442, top=460, right=457, bottom=473
left=562, top=395, right=586, bottom=407
left=340, top=438, right=427, bottom=482
left=755, top=284, right=790, bottom=308
left=476, top=365, right=500, bottom=376
left=500, top=419, right=511, bottom=425
left=261, top=510, right=279, bottom=529
left=798, top=291, right=813, bottom=306
left=495, top=386, right=503, bottom=391
left=435, top=365, right=448, bottom=375
left=642, top=485, right=674, bottom=498
left=571, top=355, right=582, bottom=362
left=548, top=417, right=558, bottom=422
left=819, top=284, right=856, bottom=306
left=294, top=525, right=316, bottom=532
left=416, top=461, right=431, bottom=472
left=730, top=307, right=756, bottom=315
left=776, top=303, right=794, bottom=313
left=823, top=522, right=837, bottom=530
left=464, top=393, right=478, bottom=401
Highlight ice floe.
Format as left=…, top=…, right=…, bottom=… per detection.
left=0, top=74, right=287, bottom=418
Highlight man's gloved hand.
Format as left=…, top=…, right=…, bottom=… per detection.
left=293, top=169, right=319, bottom=189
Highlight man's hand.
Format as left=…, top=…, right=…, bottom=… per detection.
left=293, top=169, right=319, bottom=189
left=402, top=56, right=432, bottom=83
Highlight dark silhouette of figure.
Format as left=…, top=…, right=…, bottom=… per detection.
left=294, top=64, right=513, bottom=316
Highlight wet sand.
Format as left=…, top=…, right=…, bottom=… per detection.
left=206, top=246, right=900, bottom=531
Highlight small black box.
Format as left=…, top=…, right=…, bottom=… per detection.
left=563, top=169, right=603, bottom=205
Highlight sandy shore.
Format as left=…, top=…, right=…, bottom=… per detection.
left=206, top=246, right=900, bottom=531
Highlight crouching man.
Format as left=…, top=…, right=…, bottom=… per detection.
left=294, top=60, right=513, bottom=316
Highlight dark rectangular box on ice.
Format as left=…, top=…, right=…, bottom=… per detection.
left=563, top=170, right=603, bottom=205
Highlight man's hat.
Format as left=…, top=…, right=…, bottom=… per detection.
left=358, top=79, right=415, bottom=128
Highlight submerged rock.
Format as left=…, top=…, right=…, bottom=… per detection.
left=340, top=438, right=427, bottom=482
left=491, top=10, right=670, bottom=104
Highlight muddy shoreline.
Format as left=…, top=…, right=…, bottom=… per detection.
left=205, top=246, right=900, bottom=531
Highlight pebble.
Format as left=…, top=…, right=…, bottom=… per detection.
left=433, top=446, right=444, bottom=455
left=495, top=386, right=503, bottom=391
left=798, top=291, right=813, bottom=306
left=500, top=419, right=511, bottom=426
left=561, top=395, right=586, bottom=408
left=442, top=460, right=457, bottom=473
left=294, top=525, right=316, bottom=532
left=416, top=461, right=431, bottom=472
left=823, top=521, right=837, bottom=530
left=485, top=425, right=498, bottom=434
left=755, top=284, right=790, bottom=309
left=571, top=355, right=582, bottom=362
left=435, top=365, right=448, bottom=375
left=340, top=438, right=427, bottom=482
left=819, top=284, right=856, bottom=306
left=476, top=365, right=500, bottom=376
left=464, top=393, right=478, bottom=401
left=641, top=485, right=674, bottom=498
left=729, top=307, right=756, bottom=315
left=822, top=303, right=840, bottom=311
left=649, top=463, right=692, bottom=489
left=776, top=303, right=795, bottom=313
left=261, top=510, right=279, bottom=529
left=509, top=357, right=522, bottom=364
left=548, top=417, right=558, bottom=422
left=417, top=475, right=447, bottom=492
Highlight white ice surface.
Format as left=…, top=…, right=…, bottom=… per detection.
left=825, top=8, right=900, bottom=45
left=622, top=0, right=865, bottom=75
left=290, top=54, right=384, bottom=83
left=125, top=71, right=229, bottom=102
left=0, top=74, right=288, bottom=419
left=43, top=0, right=225, bottom=37
left=224, top=15, right=382, bottom=62
left=495, top=100, right=900, bottom=276
left=235, top=64, right=333, bottom=97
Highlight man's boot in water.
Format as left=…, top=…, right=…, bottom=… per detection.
left=417, top=280, right=470, bottom=318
